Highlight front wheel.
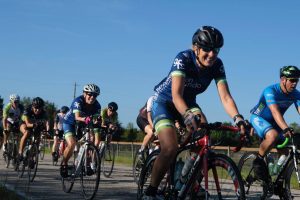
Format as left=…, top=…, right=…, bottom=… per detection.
left=28, top=144, right=39, bottom=182
left=132, top=149, right=145, bottom=184
left=80, top=144, right=101, bottom=200
left=238, top=152, right=267, bottom=199
left=102, top=142, right=115, bottom=178
left=282, top=155, right=300, bottom=200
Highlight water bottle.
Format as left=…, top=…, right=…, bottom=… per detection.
left=174, top=158, right=184, bottom=190
left=176, top=153, right=197, bottom=191
left=267, top=153, right=275, bottom=176
left=273, top=154, right=286, bottom=175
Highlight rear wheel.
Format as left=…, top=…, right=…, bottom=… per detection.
left=80, top=144, right=101, bottom=200
left=102, top=142, right=115, bottom=178
left=238, top=152, right=267, bottom=199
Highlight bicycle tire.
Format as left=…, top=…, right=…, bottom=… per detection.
left=61, top=162, right=75, bottom=193
left=282, top=155, right=300, bottom=200
left=132, top=149, right=144, bottom=184
left=102, top=142, right=115, bottom=178
left=238, top=151, right=267, bottom=200
left=80, top=144, right=101, bottom=200
left=28, top=144, right=39, bottom=182
left=5, top=140, right=14, bottom=168
left=39, top=136, right=46, bottom=160
left=52, top=149, right=59, bottom=166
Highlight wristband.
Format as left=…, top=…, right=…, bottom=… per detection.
left=233, top=114, right=244, bottom=123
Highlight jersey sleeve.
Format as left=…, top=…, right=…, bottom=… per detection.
left=170, top=52, right=188, bottom=78
left=293, top=90, right=300, bottom=110
left=146, top=96, right=155, bottom=112
left=213, top=59, right=227, bottom=84
left=3, top=103, right=11, bottom=118
left=264, top=87, right=277, bottom=106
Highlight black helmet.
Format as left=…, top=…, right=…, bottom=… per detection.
left=280, top=66, right=300, bottom=78
left=32, top=97, right=45, bottom=108
left=60, top=106, right=69, bottom=114
left=192, top=26, right=224, bottom=48
left=108, top=102, right=118, bottom=111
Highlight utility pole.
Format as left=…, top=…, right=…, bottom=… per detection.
left=73, top=82, right=78, bottom=99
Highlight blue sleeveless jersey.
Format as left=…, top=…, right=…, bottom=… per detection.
left=250, top=83, right=300, bottom=123
left=63, top=95, right=101, bottom=125
left=153, top=49, right=226, bottom=105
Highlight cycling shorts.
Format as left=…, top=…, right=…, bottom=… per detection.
left=136, top=114, right=149, bottom=133
left=151, top=100, right=201, bottom=134
left=250, top=114, right=285, bottom=143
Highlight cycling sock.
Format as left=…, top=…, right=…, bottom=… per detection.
left=145, top=185, right=157, bottom=196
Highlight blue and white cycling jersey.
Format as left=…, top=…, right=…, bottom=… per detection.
left=154, top=49, right=226, bottom=104
left=63, top=95, right=101, bottom=125
left=250, top=83, right=300, bottom=123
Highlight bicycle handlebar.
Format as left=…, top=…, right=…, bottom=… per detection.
left=276, top=137, right=290, bottom=149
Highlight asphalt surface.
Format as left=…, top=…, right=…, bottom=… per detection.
left=0, top=153, right=137, bottom=200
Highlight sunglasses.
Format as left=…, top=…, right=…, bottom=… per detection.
left=200, top=46, right=220, bottom=54
left=108, top=106, right=115, bottom=112
left=287, top=78, right=299, bottom=83
left=86, top=92, right=98, bottom=98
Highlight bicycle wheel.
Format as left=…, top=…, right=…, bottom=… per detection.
left=133, top=149, right=145, bottom=184
left=238, top=152, right=267, bottom=199
left=28, top=144, right=39, bottom=182
left=102, top=142, right=115, bottom=177
left=198, top=153, right=245, bottom=200
left=137, top=150, right=169, bottom=200
left=282, top=156, right=300, bottom=199
left=80, top=144, right=101, bottom=200
left=39, top=135, right=46, bottom=160
left=61, top=159, right=75, bottom=193
left=5, top=141, right=14, bottom=168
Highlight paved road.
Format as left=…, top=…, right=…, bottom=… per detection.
left=0, top=153, right=137, bottom=200
left=1, top=152, right=300, bottom=200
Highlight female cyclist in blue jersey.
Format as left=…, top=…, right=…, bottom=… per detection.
left=60, top=83, right=101, bottom=178
left=143, top=26, right=246, bottom=199
left=250, top=66, right=300, bottom=185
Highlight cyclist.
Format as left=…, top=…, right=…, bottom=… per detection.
left=2, top=94, right=24, bottom=153
left=61, top=83, right=101, bottom=178
left=18, top=97, right=50, bottom=162
left=101, top=101, right=119, bottom=141
left=51, top=106, right=69, bottom=161
left=0, top=96, right=4, bottom=149
left=250, top=65, right=300, bottom=185
left=143, top=26, right=246, bottom=199
left=136, top=95, right=155, bottom=160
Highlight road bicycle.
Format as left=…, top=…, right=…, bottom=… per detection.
left=52, top=134, right=66, bottom=166
left=3, top=122, right=20, bottom=169
left=238, top=134, right=300, bottom=199
left=16, top=123, right=46, bottom=183
left=137, top=122, right=246, bottom=200
left=61, top=120, right=101, bottom=200
left=100, top=126, right=116, bottom=178
left=39, top=131, right=49, bottom=160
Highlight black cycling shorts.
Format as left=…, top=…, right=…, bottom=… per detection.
left=136, top=114, right=149, bottom=133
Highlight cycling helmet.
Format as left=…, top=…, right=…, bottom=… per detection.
left=32, top=97, right=45, bottom=108
left=83, top=84, right=100, bottom=95
left=9, top=94, right=20, bottom=102
left=60, top=106, right=69, bottom=114
left=192, top=26, right=224, bottom=48
left=280, top=65, right=300, bottom=78
left=108, top=102, right=118, bottom=111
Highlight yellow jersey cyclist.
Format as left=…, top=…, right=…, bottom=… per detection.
left=2, top=94, right=24, bottom=153
left=143, top=26, right=246, bottom=199
left=18, top=97, right=50, bottom=162
left=61, top=83, right=101, bottom=178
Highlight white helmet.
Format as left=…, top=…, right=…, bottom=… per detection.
left=9, top=94, right=20, bottom=102
left=83, top=84, right=100, bottom=95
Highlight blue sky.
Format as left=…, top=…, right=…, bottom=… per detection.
left=1, top=0, right=299, bottom=127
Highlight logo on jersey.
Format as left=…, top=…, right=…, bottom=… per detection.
left=219, top=65, right=225, bottom=73
left=74, top=102, right=80, bottom=109
left=173, top=58, right=183, bottom=69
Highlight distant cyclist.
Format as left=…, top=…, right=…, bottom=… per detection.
left=0, top=96, right=4, bottom=149
left=101, top=102, right=119, bottom=138
left=18, top=97, right=50, bottom=162
left=51, top=106, right=69, bottom=161
left=143, top=26, right=246, bottom=199
left=2, top=94, right=24, bottom=153
left=250, top=65, right=300, bottom=185
left=61, top=84, right=101, bottom=178
left=136, top=95, right=155, bottom=159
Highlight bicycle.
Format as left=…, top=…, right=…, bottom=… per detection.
left=61, top=120, right=101, bottom=200
left=39, top=131, right=49, bottom=160
left=52, top=135, right=66, bottom=166
left=100, top=127, right=116, bottom=178
left=238, top=134, right=300, bottom=199
left=137, top=122, right=246, bottom=200
left=16, top=124, right=45, bottom=183
left=3, top=122, right=20, bottom=169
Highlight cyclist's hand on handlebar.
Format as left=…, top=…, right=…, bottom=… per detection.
left=183, top=110, right=200, bottom=133
left=233, top=114, right=246, bottom=135
left=283, top=127, right=294, bottom=138
left=84, top=116, right=91, bottom=125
